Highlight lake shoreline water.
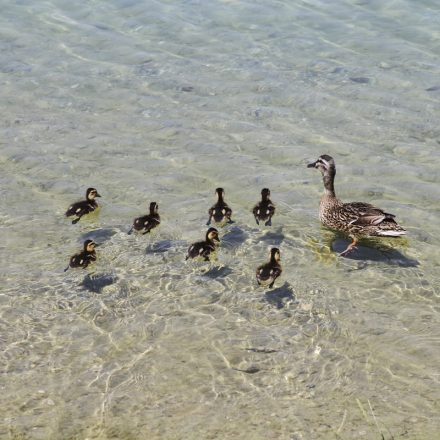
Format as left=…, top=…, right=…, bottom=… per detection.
left=1, top=0, right=439, bottom=438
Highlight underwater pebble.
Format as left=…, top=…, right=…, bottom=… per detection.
left=350, top=77, right=370, bottom=84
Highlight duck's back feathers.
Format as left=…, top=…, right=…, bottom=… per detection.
left=256, top=263, right=282, bottom=288
left=186, top=241, right=216, bottom=261
left=253, top=200, right=275, bottom=225
left=69, top=251, right=96, bottom=269
left=342, top=202, right=406, bottom=236
left=132, top=213, right=160, bottom=234
left=208, top=204, right=232, bottom=224
left=65, top=200, right=97, bottom=218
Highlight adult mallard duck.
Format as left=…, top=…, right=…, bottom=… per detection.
left=307, top=154, right=406, bottom=256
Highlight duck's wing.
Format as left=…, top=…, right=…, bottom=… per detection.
left=186, top=241, right=203, bottom=259
left=256, top=264, right=281, bottom=285
left=65, top=201, right=85, bottom=217
left=224, top=205, right=233, bottom=218
left=70, top=252, right=86, bottom=268
left=252, top=203, right=260, bottom=216
left=256, top=264, right=272, bottom=281
left=133, top=215, right=147, bottom=229
left=66, top=200, right=96, bottom=217
left=207, top=206, right=215, bottom=225
left=343, top=202, right=395, bottom=226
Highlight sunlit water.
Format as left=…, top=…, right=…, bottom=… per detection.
left=1, top=0, right=440, bottom=439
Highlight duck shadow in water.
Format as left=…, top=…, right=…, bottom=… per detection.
left=256, top=228, right=284, bottom=247
left=146, top=239, right=186, bottom=254
left=203, top=266, right=233, bottom=279
left=81, top=228, right=117, bottom=244
left=222, top=225, right=248, bottom=249
left=81, top=273, right=118, bottom=293
left=331, top=238, right=419, bottom=267
left=264, top=282, right=296, bottom=309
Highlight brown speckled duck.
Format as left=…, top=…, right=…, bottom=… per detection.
left=307, top=154, right=406, bottom=256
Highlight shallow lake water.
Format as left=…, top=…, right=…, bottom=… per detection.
left=1, top=0, right=440, bottom=439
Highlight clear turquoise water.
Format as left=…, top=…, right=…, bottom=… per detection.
left=1, top=0, right=439, bottom=439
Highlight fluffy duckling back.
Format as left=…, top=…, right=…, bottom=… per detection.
left=207, top=188, right=233, bottom=225
left=129, top=202, right=160, bottom=235
left=65, top=239, right=98, bottom=271
left=186, top=228, right=220, bottom=261
left=65, top=188, right=101, bottom=224
left=252, top=188, right=275, bottom=226
left=256, top=248, right=282, bottom=288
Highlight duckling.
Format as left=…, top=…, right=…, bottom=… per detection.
left=128, top=202, right=160, bottom=235
left=186, top=227, right=220, bottom=261
left=307, top=154, right=406, bottom=256
left=207, top=188, right=233, bottom=225
left=256, top=248, right=282, bottom=288
left=64, top=239, right=98, bottom=271
left=253, top=188, right=275, bottom=226
left=65, top=188, right=101, bottom=224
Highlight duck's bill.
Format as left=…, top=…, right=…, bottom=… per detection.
left=95, top=193, right=102, bottom=197
left=307, top=161, right=317, bottom=168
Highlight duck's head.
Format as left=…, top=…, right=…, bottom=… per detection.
left=84, top=239, right=97, bottom=252
left=261, top=188, right=271, bottom=199
left=149, top=202, right=159, bottom=213
left=270, top=247, right=281, bottom=262
left=307, top=154, right=335, bottom=176
left=206, top=227, right=220, bottom=244
left=86, top=188, right=101, bottom=200
left=215, top=187, right=225, bottom=199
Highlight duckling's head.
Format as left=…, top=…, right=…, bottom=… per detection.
left=206, top=227, right=220, bottom=244
left=215, top=188, right=225, bottom=199
left=84, top=239, right=97, bottom=252
left=86, top=188, right=101, bottom=200
left=261, top=188, right=271, bottom=199
left=270, top=247, right=281, bottom=262
left=149, top=202, right=159, bottom=213
left=307, top=154, right=335, bottom=176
